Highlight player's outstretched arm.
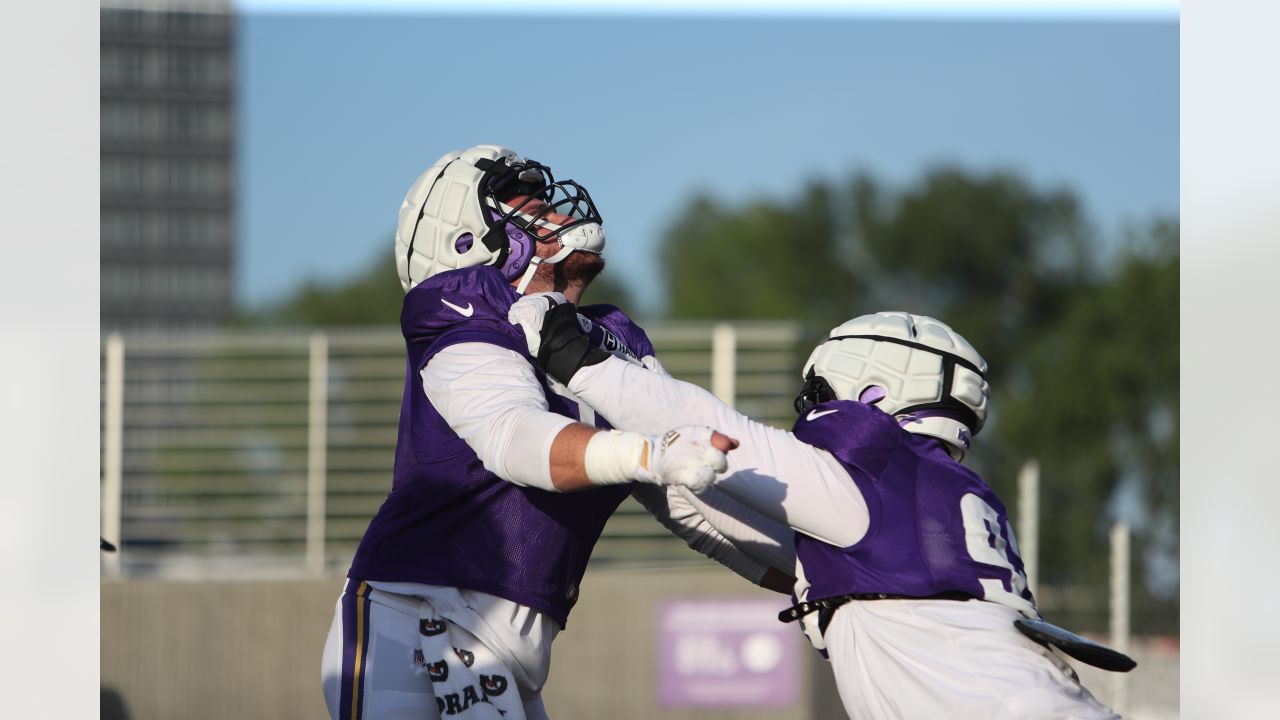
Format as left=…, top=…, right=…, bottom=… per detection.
left=631, top=482, right=797, bottom=594
left=549, top=422, right=738, bottom=492
left=423, top=342, right=736, bottom=492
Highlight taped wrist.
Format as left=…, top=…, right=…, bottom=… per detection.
left=537, top=302, right=609, bottom=385
left=583, top=430, right=650, bottom=486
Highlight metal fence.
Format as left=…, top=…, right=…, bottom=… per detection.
left=100, top=321, right=805, bottom=578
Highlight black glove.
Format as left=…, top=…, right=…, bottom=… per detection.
left=537, top=301, right=610, bottom=385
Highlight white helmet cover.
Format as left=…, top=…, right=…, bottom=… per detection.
left=394, top=144, right=606, bottom=292
left=796, top=312, right=990, bottom=460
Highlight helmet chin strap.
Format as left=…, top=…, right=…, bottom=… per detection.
left=513, top=255, right=548, bottom=295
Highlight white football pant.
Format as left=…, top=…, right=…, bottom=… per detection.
left=825, top=599, right=1121, bottom=719
left=321, top=581, right=550, bottom=720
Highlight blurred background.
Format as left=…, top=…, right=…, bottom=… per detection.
left=98, top=0, right=1178, bottom=717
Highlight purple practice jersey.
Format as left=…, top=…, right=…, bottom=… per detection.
left=791, top=400, right=1038, bottom=618
left=347, top=266, right=654, bottom=627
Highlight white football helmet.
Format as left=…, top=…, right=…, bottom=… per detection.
left=394, top=144, right=606, bottom=293
left=796, top=312, right=990, bottom=460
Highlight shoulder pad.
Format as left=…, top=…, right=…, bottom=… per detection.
left=793, top=400, right=902, bottom=477
left=402, top=266, right=519, bottom=341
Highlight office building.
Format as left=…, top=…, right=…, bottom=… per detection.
left=101, top=0, right=234, bottom=332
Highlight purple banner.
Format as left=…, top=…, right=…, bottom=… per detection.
left=656, top=598, right=799, bottom=707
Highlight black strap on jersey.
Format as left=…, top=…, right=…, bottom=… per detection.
left=1014, top=617, right=1137, bottom=672
left=779, top=591, right=974, bottom=635
left=537, top=302, right=610, bottom=385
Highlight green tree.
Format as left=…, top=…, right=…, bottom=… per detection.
left=244, top=247, right=404, bottom=327
left=848, top=168, right=1092, bottom=377
left=999, top=220, right=1178, bottom=630
left=662, top=183, right=861, bottom=334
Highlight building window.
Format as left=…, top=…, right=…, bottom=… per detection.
left=102, top=209, right=143, bottom=248
left=102, top=155, right=144, bottom=194
left=102, top=9, right=143, bottom=36
left=101, top=101, right=143, bottom=141
left=101, top=46, right=143, bottom=88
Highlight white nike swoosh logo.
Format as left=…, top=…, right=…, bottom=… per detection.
left=441, top=298, right=474, bottom=317
left=807, top=408, right=839, bottom=421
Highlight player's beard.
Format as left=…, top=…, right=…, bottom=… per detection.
left=521, top=249, right=605, bottom=299
left=553, top=251, right=605, bottom=289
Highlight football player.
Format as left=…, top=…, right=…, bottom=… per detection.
left=320, top=145, right=794, bottom=720
left=510, top=298, right=1130, bottom=719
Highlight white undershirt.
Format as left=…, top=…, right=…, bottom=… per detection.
left=422, top=342, right=574, bottom=491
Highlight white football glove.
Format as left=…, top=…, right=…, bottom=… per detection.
left=637, top=425, right=730, bottom=493
left=508, top=291, right=568, bottom=357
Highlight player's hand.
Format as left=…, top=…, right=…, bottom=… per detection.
left=638, top=426, right=739, bottom=493
left=508, top=291, right=569, bottom=357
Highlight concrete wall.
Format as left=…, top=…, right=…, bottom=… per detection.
left=101, top=567, right=1174, bottom=719
left=102, top=576, right=343, bottom=719
left=101, top=566, right=832, bottom=720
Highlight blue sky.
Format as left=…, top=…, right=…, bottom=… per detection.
left=237, top=8, right=1178, bottom=315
